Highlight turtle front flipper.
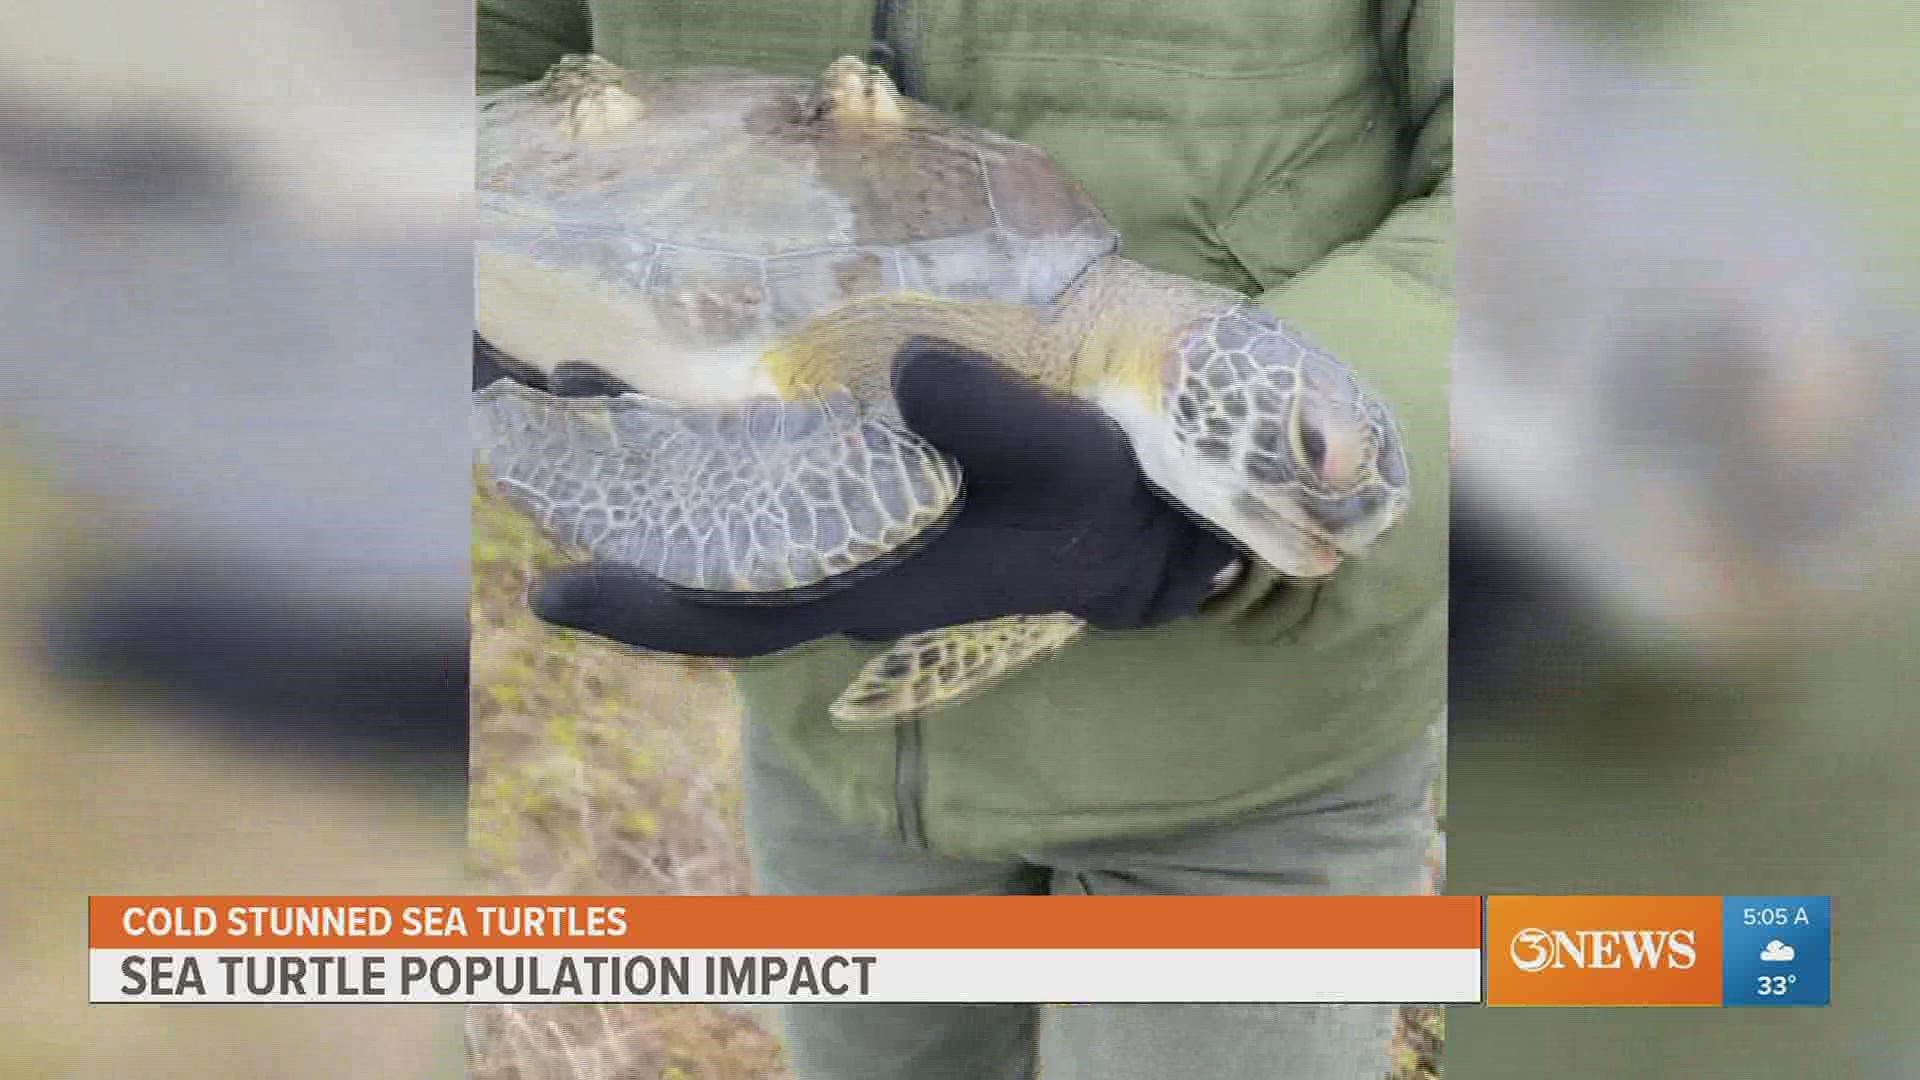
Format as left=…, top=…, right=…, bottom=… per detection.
left=829, top=614, right=1088, bottom=728
left=473, top=379, right=961, bottom=594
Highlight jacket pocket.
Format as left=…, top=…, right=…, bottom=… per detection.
left=1213, top=119, right=1401, bottom=291
left=1215, top=176, right=1328, bottom=291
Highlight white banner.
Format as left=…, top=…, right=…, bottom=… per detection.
left=92, top=948, right=1483, bottom=1004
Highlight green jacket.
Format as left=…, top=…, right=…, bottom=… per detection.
left=479, top=0, right=1453, bottom=858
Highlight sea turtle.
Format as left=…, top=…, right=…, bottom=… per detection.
left=473, top=55, right=1412, bottom=725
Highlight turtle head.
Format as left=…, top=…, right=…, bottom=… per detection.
left=1117, top=304, right=1411, bottom=579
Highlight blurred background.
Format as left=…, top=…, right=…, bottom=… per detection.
left=0, top=0, right=471, bottom=1074
left=7, top=0, right=1917, bottom=1077
left=1449, top=1, right=1919, bottom=1078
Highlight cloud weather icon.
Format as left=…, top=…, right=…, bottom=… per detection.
left=1760, top=940, right=1796, bottom=962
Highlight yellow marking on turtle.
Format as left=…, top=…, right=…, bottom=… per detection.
left=759, top=292, right=1065, bottom=401
left=1070, top=306, right=1171, bottom=411
left=758, top=285, right=1194, bottom=413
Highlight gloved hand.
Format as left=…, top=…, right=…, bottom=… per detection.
left=522, top=338, right=1241, bottom=658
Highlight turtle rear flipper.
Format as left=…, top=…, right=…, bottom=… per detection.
left=830, top=614, right=1087, bottom=728
left=474, top=379, right=960, bottom=594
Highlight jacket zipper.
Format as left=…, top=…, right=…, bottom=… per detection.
left=870, top=0, right=931, bottom=849
left=893, top=714, right=929, bottom=848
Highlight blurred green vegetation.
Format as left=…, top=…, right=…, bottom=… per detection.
left=470, top=472, right=788, bottom=1079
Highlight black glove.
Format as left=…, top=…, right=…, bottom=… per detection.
left=521, top=339, right=1240, bottom=658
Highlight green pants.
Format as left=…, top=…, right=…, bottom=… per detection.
left=742, top=715, right=1441, bottom=1080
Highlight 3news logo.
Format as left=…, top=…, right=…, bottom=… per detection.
left=1506, top=926, right=1698, bottom=973
left=1485, top=896, right=1723, bottom=1005
left=1486, top=896, right=1830, bottom=1006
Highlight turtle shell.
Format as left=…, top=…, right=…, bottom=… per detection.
left=473, top=57, right=1124, bottom=595
left=475, top=58, right=1119, bottom=365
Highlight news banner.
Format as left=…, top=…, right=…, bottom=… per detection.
left=89, top=895, right=1830, bottom=1007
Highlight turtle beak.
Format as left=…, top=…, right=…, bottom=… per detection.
left=1260, top=528, right=1343, bottom=581
left=1232, top=499, right=1343, bottom=579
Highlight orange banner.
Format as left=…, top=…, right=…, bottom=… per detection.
left=1485, top=896, right=1724, bottom=1006
left=90, top=895, right=1483, bottom=951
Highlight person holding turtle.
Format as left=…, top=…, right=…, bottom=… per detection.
left=477, top=3, right=1450, bottom=1077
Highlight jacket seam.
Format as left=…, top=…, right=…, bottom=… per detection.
left=934, top=708, right=1436, bottom=826
left=952, top=51, right=1349, bottom=80
left=893, top=716, right=929, bottom=848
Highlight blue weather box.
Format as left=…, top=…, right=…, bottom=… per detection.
left=1721, top=896, right=1830, bottom=1006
